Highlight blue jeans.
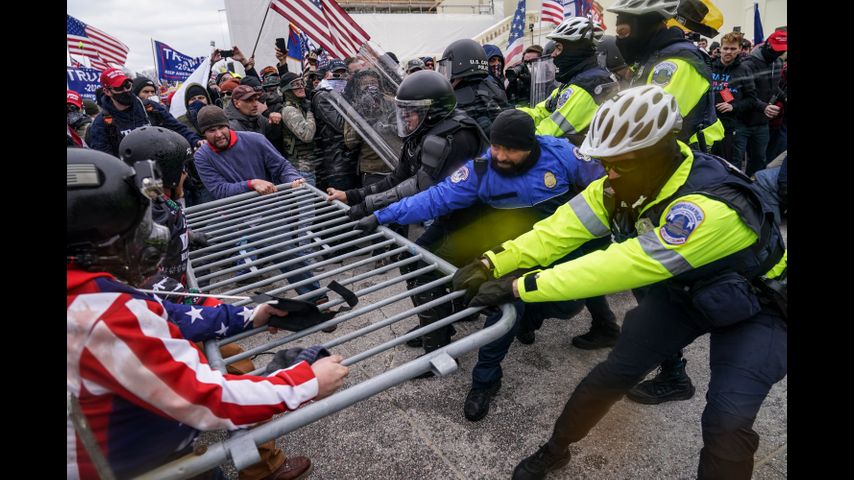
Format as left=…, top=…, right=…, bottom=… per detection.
left=235, top=237, right=321, bottom=296
left=545, top=284, right=787, bottom=479
left=737, top=124, right=770, bottom=177
left=471, top=299, right=586, bottom=389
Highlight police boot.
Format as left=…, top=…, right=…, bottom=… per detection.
left=512, top=443, right=572, bottom=480
left=626, top=356, right=695, bottom=405
left=571, top=314, right=620, bottom=350
left=413, top=300, right=455, bottom=379
left=463, top=380, right=501, bottom=422
left=404, top=281, right=453, bottom=348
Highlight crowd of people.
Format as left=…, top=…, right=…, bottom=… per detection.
left=67, top=0, right=787, bottom=478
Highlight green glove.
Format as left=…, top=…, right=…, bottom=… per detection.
left=452, top=258, right=491, bottom=303
left=469, top=275, right=517, bottom=307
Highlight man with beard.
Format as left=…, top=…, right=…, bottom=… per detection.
left=88, top=68, right=202, bottom=157
left=351, top=110, right=610, bottom=419
left=518, top=17, right=617, bottom=146
left=460, top=86, right=787, bottom=480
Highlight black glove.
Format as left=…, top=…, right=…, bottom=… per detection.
left=188, top=230, right=209, bottom=248
left=469, top=275, right=517, bottom=307
left=301, top=99, right=312, bottom=112
left=353, top=214, right=379, bottom=233
left=347, top=202, right=369, bottom=220
left=452, top=259, right=491, bottom=303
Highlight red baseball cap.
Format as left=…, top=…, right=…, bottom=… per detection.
left=766, top=30, right=787, bottom=52
left=100, top=68, right=131, bottom=89
left=67, top=89, right=83, bottom=108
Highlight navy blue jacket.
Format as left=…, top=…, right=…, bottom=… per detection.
left=88, top=95, right=202, bottom=156
left=375, top=135, right=604, bottom=225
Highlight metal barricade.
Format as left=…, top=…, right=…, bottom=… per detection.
left=134, top=183, right=516, bottom=479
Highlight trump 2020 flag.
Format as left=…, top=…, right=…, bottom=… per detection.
left=153, top=40, right=205, bottom=84
left=168, top=55, right=212, bottom=119
left=66, top=66, right=102, bottom=101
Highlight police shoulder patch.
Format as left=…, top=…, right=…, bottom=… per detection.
left=544, top=171, right=557, bottom=188
left=556, top=87, right=574, bottom=109
left=573, top=146, right=592, bottom=162
left=651, top=61, right=678, bottom=86
left=659, top=201, right=705, bottom=245
left=450, top=166, right=469, bottom=183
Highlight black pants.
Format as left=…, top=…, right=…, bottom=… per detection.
left=546, top=284, right=787, bottom=479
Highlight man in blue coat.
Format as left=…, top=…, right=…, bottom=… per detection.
left=88, top=68, right=202, bottom=156
left=354, top=110, right=616, bottom=421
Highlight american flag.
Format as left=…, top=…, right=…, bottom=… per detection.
left=270, top=0, right=370, bottom=60
left=506, top=0, right=527, bottom=68
left=541, top=1, right=565, bottom=26
left=67, top=15, right=129, bottom=68
left=69, top=56, right=84, bottom=69
left=559, top=0, right=606, bottom=30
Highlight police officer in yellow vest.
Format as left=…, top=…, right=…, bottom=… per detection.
left=453, top=85, right=787, bottom=480
left=518, top=16, right=619, bottom=147
left=604, top=0, right=727, bottom=403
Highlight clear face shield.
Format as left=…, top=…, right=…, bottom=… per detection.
left=394, top=98, right=431, bottom=137
left=437, top=57, right=453, bottom=80
left=528, top=56, right=556, bottom=106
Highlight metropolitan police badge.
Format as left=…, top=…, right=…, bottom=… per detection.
left=556, top=87, right=574, bottom=109
left=450, top=166, right=469, bottom=183
left=659, top=201, right=705, bottom=245
left=651, top=61, right=678, bottom=86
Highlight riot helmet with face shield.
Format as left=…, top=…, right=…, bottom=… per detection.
left=393, top=70, right=457, bottom=137
left=67, top=148, right=170, bottom=285
left=437, top=39, right=489, bottom=81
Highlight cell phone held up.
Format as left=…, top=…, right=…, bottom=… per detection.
left=219, top=49, right=234, bottom=58
left=275, top=37, right=287, bottom=53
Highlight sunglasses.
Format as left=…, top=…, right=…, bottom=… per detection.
left=109, top=82, right=133, bottom=93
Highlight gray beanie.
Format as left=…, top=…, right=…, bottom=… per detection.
left=196, top=105, right=229, bottom=133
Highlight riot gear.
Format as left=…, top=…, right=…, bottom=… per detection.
left=67, top=148, right=169, bottom=285
left=394, top=70, right=457, bottom=137
left=118, top=126, right=192, bottom=189
left=437, top=39, right=489, bottom=81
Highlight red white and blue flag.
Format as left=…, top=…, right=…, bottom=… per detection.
left=270, top=0, right=370, bottom=60
left=67, top=15, right=129, bottom=69
left=506, top=0, right=527, bottom=68
left=541, top=0, right=565, bottom=26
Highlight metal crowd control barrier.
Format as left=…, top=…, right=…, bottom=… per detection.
left=134, top=183, right=516, bottom=479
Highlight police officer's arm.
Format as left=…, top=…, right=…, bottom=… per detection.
left=344, top=160, right=412, bottom=204
left=534, top=85, right=599, bottom=138
left=374, top=160, right=480, bottom=226
left=517, top=91, right=554, bottom=125
left=484, top=177, right=612, bottom=276
left=281, top=105, right=316, bottom=142
left=515, top=194, right=758, bottom=302
left=647, top=59, right=708, bottom=123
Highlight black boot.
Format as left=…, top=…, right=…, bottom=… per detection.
left=512, top=443, right=572, bottom=480
left=626, top=355, right=695, bottom=404
left=571, top=315, right=620, bottom=350
left=412, top=295, right=455, bottom=379
left=463, top=381, right=501, bottom=421
left=404, top=324, right=456, bottom=348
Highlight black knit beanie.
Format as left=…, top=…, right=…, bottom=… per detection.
left=490, top=109, right=537, bottom=150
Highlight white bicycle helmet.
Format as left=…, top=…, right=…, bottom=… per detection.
left=579, top=85, right=682, bottom=157
left=546, top=17, right=605, bottom=44
left=607, top=0, right=680, bottom=19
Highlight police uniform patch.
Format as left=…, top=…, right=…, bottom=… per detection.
left=651, top=61, right=678, bottom=86
left=556, top=87, right=574, bottom=109
left=544, top=171, right=557, bottom=188
left=573, top=146, right=592, bottom=162
left=659, top=202, right=705, bottom=245
left=450, top=166, right=469, bottom=183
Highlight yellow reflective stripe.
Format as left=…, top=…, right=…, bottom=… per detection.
left=637, top=231, right=693, bottom=276
left=765, top=250, right=787, bottom=279
left=568, top=194, right=610, bottom=237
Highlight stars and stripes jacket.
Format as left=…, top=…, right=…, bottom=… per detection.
left=67, top=267, right=318, bottom=479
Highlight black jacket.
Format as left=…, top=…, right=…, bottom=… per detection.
left=311, top=88, right=358, bottom=181
left=741, top=46, right=785, bottom=126
left=710, top=55, right=759, bottom=128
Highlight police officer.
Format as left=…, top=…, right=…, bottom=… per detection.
left=455, top=86, right=787, bottom=480
left=437, top=39, right=510, bottom=136
left=326, top=70, right=488, bottom=356
left=352, top=110, right=611, bottom=418
left=519, top=17, right=618, bottom=146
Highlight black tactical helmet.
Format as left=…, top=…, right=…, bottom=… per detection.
left=394, top=70, right=457, bottom=137
left=118, top=126, right=192, bottom=189
left=438, top=39, right=489, bottom=81
left=67, top=148, right=169, bottom=284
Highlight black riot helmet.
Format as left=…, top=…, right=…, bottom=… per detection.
left=67, top=148, right=170, bottom=285
left=437, top=39, right=489, bottom=81
left=118, top=126, right=192, bottom=190
left=394, top=70, right=457, bottom=138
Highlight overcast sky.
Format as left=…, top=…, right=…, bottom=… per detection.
left=68, top=0, right=232, bottom=73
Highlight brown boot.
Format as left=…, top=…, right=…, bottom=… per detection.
left=259, top=456, right=313, bottom=480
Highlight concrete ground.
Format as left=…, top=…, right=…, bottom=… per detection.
left=196, top=223, right=787, bottom=480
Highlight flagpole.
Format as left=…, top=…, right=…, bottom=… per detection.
left=151, top=38, right=159, bottom=85
left=251, top=0, right=276, bottom=58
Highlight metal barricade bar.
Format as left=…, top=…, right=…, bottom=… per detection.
left=134, top=184, right=516, bottom=479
